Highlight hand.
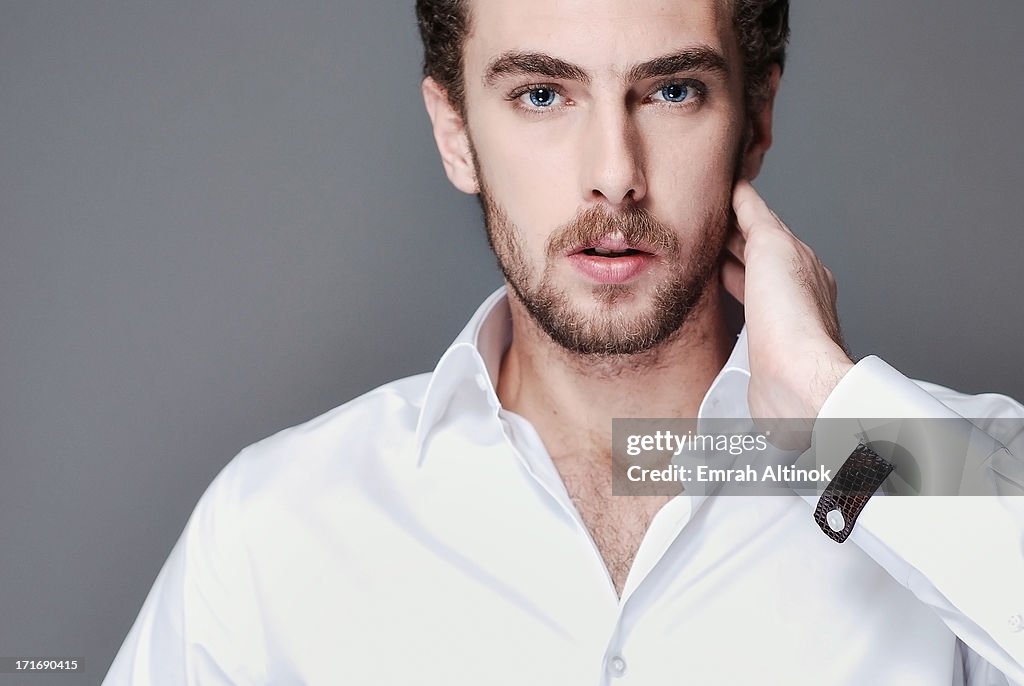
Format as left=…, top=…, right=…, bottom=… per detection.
left=721, top=180, right=855, bottom=448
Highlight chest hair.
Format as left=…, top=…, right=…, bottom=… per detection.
left=557, top=456, right=674, bottom=597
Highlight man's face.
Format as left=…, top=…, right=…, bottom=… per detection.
left=460, top=0, right=748, bottom=355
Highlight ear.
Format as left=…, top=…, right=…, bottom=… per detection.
left=739, top=64, right=782, bottom=181
left=421, top=77, right=479, bottom=195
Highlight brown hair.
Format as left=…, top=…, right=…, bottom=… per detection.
left=415, top=0, right=790, bottom=118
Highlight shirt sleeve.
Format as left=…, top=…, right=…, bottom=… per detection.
left=102, top=452, right=268, bottom=685
left=802, top=355, right=1024, bottom=685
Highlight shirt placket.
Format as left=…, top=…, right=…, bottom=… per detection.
left=498, top=408, right=701, bottom=685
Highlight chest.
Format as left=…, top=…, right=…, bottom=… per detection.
left=255, top=488, right=953, bottom=685
left=557, top=460, right=675, bottom=595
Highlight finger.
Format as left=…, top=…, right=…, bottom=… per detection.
left=768, top=208, right=796, bottom=238
left=732, top=179, right=783, bottom=239
left=719, top=252, right=745, bottom=304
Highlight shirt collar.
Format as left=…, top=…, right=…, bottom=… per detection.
left=413, top=286, right=752, bottom=462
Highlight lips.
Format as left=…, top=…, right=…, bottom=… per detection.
left=566, top=235, right=657, bottom=284
left=580, top=246, right=646, bottom=257
left=566, top=234, right=659, bottom=258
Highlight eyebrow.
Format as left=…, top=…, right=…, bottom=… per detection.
left=482, top=46, right=730, bottom=89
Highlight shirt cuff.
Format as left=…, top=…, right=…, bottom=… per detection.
left=807, top=354, right=1011, bottom=493
left=795, top=356, right=945, bottom=502
left=817, top=355, right=960, bottom=420
left=796, top=357, right=1024, bottom=677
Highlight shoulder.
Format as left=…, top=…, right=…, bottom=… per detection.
left=201, top=372, right=433, bottom=515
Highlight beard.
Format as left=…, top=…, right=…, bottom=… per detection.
left=471, top=150, right=731, bottom=358
left=478, top=183, right=731, bottom=357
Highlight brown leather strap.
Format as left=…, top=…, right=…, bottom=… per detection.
left=813, top=443, right=894, bottom=543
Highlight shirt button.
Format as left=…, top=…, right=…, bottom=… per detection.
left=607, top=655, right=627, bottom=677
left=825, top=509, right=846, bottom=532
left=1009, top=614, right=1023, bottom=633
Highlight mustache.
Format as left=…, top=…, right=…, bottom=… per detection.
left=545, top=204, right=679, bottom=257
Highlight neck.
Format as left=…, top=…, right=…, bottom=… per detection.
left=496, top=279, right=735, bottom=462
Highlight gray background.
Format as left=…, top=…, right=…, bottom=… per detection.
left=2, top=1, right=1021, bottom=683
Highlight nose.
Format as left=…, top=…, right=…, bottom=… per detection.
left=581, top=105, right=647, bottom=207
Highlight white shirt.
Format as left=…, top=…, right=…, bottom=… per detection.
left=104, top=286, right=1024, bottom=685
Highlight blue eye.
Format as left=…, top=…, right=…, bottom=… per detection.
left=508, top=85, right=568, bottom=114
left=527, top=87, right=557, bottom=108
left=659, top=83, right=690, bottom=102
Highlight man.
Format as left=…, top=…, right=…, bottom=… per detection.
left=104, top=0, right=1024, bottom=683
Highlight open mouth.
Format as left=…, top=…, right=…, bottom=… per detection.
left=568, top=245, right=655, bottom=284
left=579, top=247, right=647, bottom=257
